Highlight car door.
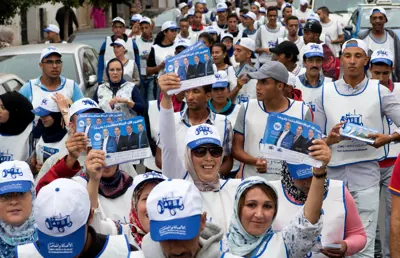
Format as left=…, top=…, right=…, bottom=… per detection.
left=0, top=84, right=7, bottom=94
left=5, top=79, right=23, bottom=92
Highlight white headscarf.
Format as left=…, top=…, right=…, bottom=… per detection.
left=227, top=176, right=278, bottom=256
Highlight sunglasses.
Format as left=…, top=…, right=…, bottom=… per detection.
left=192, top=146, right=223, bottom=158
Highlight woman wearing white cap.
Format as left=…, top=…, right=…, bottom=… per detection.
left=212, top=42, right=237, bottom=87
left=0, top=92, right=34, bottom=164
left=0, top=161, right=37, bottom=258
left=108, top=38, right=140, bottom=84
left=220, top=32, right=237, bottom=67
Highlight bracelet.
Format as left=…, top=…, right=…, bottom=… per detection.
left=312, top=167, right=327, bottom=179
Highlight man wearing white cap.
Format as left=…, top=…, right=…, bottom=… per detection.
left=225, top=13, right=248, bottom=45
left=296, top=0, right=313, bottom=25
left=369, top=48, right=399, bottom=258
left=250, top=1, right=263, bottom=23
left=359, top=7, right=400, bottom=82
left=43, top=24, right=67, bottom=44
left=19, top=46, right=83, bottom=111
left=212, top=2, right=229, bottom=35
left=316, top=6, right=344, bottom=58
left=241, top=11, right=258, bottom=41
left=16, top=178, right=136, bottom=257
left=141, top=179, right=227, bottom=258
left=129, top=14, right=142, bottom=38
left=295, top=43, right=332, bottom=112
left=230, top=38, right=257, bottom=105
left=232, top=61, right=311, bottom=180
left=97, top=17, right=141, bottom=84
left=255, top=6, right=285, bottom=65
left=314, top=38, right=400, bottom=257
left=195, top=0, right=212, bottom=25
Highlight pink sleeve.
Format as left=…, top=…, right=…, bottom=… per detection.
left=343, top=187, right=367, bottom=256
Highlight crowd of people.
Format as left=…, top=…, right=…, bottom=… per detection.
left=2, top=0, right=400, bottom=257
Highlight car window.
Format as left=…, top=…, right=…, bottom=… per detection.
left=0, top=84, right=6, bottom=94
left=5, top=79, right=22, bottom=91
left=350, top=9, right=359, bottom=26
left=85, top=49, right=98, bottom=74
left=313, top=0, right=363, bottom=13
left=0, top=54, right=79, bottom=83
left=361, top=8, right=400, bottom=29
left=82, top=52, right=96, bottom=82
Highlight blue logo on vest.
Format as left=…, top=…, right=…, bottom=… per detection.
left=195, top=125, right=213, bottom=136
left=82, top=100, right=96, bottom=107
left=268, top=41, right=276, bottom=47
left=2, top=166, right=23, bottom=179
left=387, top=117, right=393, bottom=126
left=45, top=214, right=73, bottom=233
left=43, top=146, right=60, bottom=163
left=0, top=150, right=13, bottom=164
left=340, top=110, right=363, bottom=126
left=157, top=197, right=184, bottom=216
left=237, top=94, right=249, bottom=104
left=41, top=99, right=47, bottom=105
left=307, top=101, right=316, bottom=112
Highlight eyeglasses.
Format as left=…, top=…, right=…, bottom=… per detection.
left=0, top=192, right=28, bottom=202
left=42, top=60, right=63, bottom=66
left=109, top=68, right=122, bottom=73
left=192, top=146, right=223, bottom=158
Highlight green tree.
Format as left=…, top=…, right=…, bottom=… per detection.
left=0, top=0, right=47, bottom=25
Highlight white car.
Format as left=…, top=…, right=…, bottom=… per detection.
left=0, top=73, right=25, bottom=94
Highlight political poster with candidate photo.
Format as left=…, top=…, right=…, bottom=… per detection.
left=259, top=113, right=324, bottom=168
left=165, top=41, right=216, bottom=95
left=340, top=122, right=378, bottom=144
left=90, top=116, right=151, bottom=166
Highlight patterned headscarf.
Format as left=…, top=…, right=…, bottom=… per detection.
left=227, top=176, right=278, bottom=256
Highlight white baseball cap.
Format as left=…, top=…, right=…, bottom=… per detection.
left=212, top=71, right=229, bottom=88
left=175, top=38, right=191, bottom=48
left=206, top=26, right=218, bottom=34
left=300, top=0, right=309, bottom=6
left=342, top=38, right=368, bottom=56
left=179, top=2, right=188, bottom=9
left=40, top=46, right=62, bottom=62
left=185, top=124, right=222, bottom=149
left=281, top=3, right=292, bottom=12
left=217, top=2, right=228, bottom=12
left=199, top=0, right=207, bottom=4
left=0, top=161, right=33, bottom=195
left=287, top=72, right=297, bottom=88
left=133, top=171, right=168, bottom=193
left=307, top=12, right=320, bottom=22
left=243, top=11, right=257, bottom=21
left=110, top=38, right=127, bottom=49
left=34, top=178, right=90, bottom=258
left=304, top=43, right=324, bottom=59
left=371, top=48, right=394, bottom=66
left=44, top=24, right=60, bottom=34
left=259, top=7, right=266, bottom=13
left=221, top=32, right=233, bottom=42
left=162, top=21, right=179, bottom=31
left=140, top=16, right=152, bottom=24
left=251, top=1, right=261, bottom=8
left=68, top=98, right=103, bottom=121
left=186, top=9, right=195, bottom=17
left=131, top=14, right=143, bottom=22
left=147, top=179, right=203, bottom=241
left=112, top=17, right=126, bottom=26
left=32, top=95, right=60, bottom=117
left=238, top=37, right=256, bottom=52
left=370, top=7, right=387, bottom=21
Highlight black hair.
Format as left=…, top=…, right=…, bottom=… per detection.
left=204, top=84, right=212, bottom=93
left=179, top=17, right=189, bottom=23
left=240, top=8, right=249, bottom=14
left=284, top=52, right=298, bottom=63
left=317, top=6, right=329, bottom=15
left=199, top=32, right=215, bottom=46
left=302, top=55, right=323, bottom=62
left=213, top=43, right=232, bottom=66
left=228, top=13, right=239, bottom=20
left=154, top=31, right=165, bottom=46
left=370, top=61, right=393, bottom=68
left=286, top=15, right=299, bottom=22
left=267, top=6, right=278, bottom=14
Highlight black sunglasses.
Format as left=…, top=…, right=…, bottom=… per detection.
left=192, top=146, right=223, bottom=158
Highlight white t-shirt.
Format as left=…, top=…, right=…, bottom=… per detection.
left=321, top=20, right=343, bottom=57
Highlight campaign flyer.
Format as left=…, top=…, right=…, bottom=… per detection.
left=90, top=116, right=151, bottom=166
left=259, top=113, right=323, bottom=168
left=340, top=122, right=378, bottom=144
left=165, top=41, right=216, bottom=94
left=235, top=63, right=257, bottom=78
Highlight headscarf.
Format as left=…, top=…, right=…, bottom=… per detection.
left=0, top=92, right=34, bottom=136
left=0, top=186, right=38, bottom=258
left=227, top=176, right=277, bottom=256
left=281, top=162, right=329, bottom=203
left=37, top=112, right=67, bottom=143
left=106, top=58, right=127, bottom=95
left=184, top=146, right=222, bottom=192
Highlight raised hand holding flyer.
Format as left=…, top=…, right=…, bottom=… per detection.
left=259, top=113, right=323, bottom=168
left=340, top=122, right=378, bottom=144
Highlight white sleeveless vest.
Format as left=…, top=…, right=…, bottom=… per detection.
left=222, top=232, right=288, bottom=258
left=0, top=124, right=32, bottom=163
left=144, top=100, right=162, bottom=172
left=152, top=44, right=176, bottom=67
left=234, top=78, right=257, bottom=105
left=35, top=133, right=68, bottom=165
left=16, top=235, right=130, bottom=258
left=135, top=37, right=154, bottom=76
left=232, top=30, right=244, bottom=44
left=270, top=179, right=346, bottom=258
left=323, top=80, right=386, bottom=166
left=258, top=26, right=285, bottom=64
left=295, top=76, right=332, bottom=112
left=97, top=82, right=137, bottom=119
left=243, top=99, right=305, bottom=179
left=105, top=36, right=135, bottom=64
left=174, top=111, right=227, bottom=160
left=30, top=78, right=75, bottom=110
left=123, top=59, right=135, bottom=82
left=384, top=83, right=400, bottom=158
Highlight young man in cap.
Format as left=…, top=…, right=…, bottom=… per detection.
left=255, top=6, right=285, bottom=65
left=230, top=38, right=258, bottom=105
left=44, top=24, right=67, bottom=44
left=129, top=14, right=142, bottom=38
left=194, top=1, right=211, bottom=25
left=295, top=43, right=332, bottom=112
left=296, top=0, right=313, bottom=25
left=317, top=6, right=344, bottom=58
left=141, top=179, right=226, bottom=258
left=97, top=17, right=141, bottom=84
left=369, top=48, right=399, bottom=258
left=359, top=7, right=400, bottom=82
left=302, top=19, right=336, bottom=79
left=277, top=16, right=305, bottom=59
left=212, top=2, right=229, bottom=34
left=16, top=178, right=136, bottom=257
left=271, top=40, right=305, bottom=76
left=19, top=46, right=83, bottom=110
left=225, top=13, right=248, bottom=44
left=241, top=11, right=258, bottom=41
left=232, top=61, right=312, bottom=180
left=250, top=1, right=262, bottom=22
left=314, top=39, right=400, bottom=257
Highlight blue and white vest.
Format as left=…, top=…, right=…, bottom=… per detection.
left=323, top=79, right=386, bottom=167
left=0, top=124, right=32, bottom=163
left=16, top=235, right=130, bottom=258
left=152, top=44, right=176, bottom=67
left=105, top=36, right=135, bottom=65
left=258, top=25, right=285, bottom=64
left=270, top=179, right=346, bottom=258
left=35, top=133, right=68, bottom=165
left=135, top=37, right=154, bottom=76
left=384, top=82, right=400, bottom=158
left=295, top=76, right=333, bottom=112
